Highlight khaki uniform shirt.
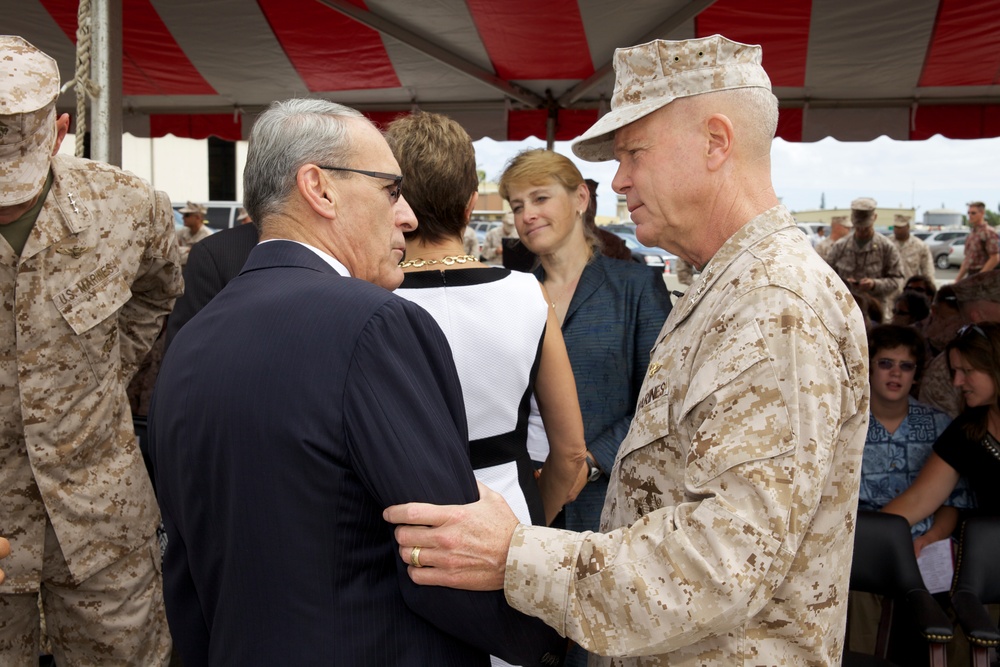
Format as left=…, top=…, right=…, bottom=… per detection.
left=893, top=236, right=935, bottom=283
left=814, top=236, right=835, bottom=262
left=481, top=226, right=505, bottom=265
left=0, top=155, right=183, bottom=591
left=505, top=206, right=869, bottom=666
left=176, top=223, right=213, bottom=265
left=825, top=232, right=905, bottom=314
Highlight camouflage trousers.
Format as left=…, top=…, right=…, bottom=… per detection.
left=0, top=519, right=171, bottom=666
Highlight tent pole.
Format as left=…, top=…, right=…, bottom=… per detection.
left=91, top=0, right=122, bottom=166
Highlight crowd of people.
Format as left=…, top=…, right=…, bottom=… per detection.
left=1, top=30, right=998, bottom=667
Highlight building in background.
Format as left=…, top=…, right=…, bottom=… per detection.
left=922, top=208, right=963, bottom=228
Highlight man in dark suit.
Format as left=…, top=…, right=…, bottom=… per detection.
left=164, top=221, right=259, bottom=350
left=149, top=99, right=561, bottom=666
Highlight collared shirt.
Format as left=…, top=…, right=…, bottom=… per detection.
left=859, top=398, right=971, bottom=536
left=505, top=205, right=869, bottom=666
left=965, top=223, right=1000, bottom=271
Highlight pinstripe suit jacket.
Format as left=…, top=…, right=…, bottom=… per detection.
left=165, top=222, right=259, bottom=350
left=150, top=241, right=561, bottom=666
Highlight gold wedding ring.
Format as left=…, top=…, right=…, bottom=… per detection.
left=409, top=546, right=423, bottom=568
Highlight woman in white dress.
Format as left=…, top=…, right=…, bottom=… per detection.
left=387, top=112, right=587, bottom=530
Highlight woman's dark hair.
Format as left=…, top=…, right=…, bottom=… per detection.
left=868, top=324, right=928, bottom=381
left=945, top=321, right=1000, bottom=441
left=933, top=284, right=959, bottom=311
left=851, top=289, right=883, bottom=328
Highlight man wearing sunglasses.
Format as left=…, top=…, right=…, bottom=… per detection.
left=919, top=270, right=1000, bottom=418
left=149, top=99, right=562, bottom=666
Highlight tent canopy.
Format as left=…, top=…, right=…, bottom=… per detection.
left=8, top=0, right=1000, bottom=144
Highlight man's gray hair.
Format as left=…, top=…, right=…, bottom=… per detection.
left=724, top=87, right=779, bottom=157
left=243, top=99, right=367, bottom=227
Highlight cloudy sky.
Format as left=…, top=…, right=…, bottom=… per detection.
left=473, top=134, right=1000, bottom=221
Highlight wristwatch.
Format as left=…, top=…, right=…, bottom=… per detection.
left=585, top=453, right=602, bottom=482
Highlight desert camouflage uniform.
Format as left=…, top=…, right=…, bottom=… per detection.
left=175, top=223, right=213, bottom=265
left=814, top=235, right=835, bottom=262
left=893, top=235, right=935, bottom=283
left=505, top=206, right=869, bottom=666
left=825, top=232, right=905, bottom=315
left=0, top=154, right=182, bottom=661
left=918, top=352, right=960, bottom=419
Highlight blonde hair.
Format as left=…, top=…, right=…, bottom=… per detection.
left=498, top=149, right=600, bottom=251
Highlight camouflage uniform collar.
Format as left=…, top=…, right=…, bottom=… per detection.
left=20, top=154, right=91, bottom=260
left=664, top=204, right=795, bottom=331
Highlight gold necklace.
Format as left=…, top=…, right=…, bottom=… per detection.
left=546, top=276, right=580, bottom=310
left=399, top=254, right=478, bottom=268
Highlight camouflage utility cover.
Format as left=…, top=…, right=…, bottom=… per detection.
left=0, top=36, right=60, bottom=206
left=505, top=206, right=869, bottom=666
left=0, top=154, right=183, bottom=591
left=573, top=35, right=771, bottom=162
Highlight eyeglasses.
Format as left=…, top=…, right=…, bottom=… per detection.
left=876, top=358, right=917, bottom=373
left=318, top=166, right=403, bottom=203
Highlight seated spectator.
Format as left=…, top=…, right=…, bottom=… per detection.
left=852, top=289, right=884, bottom=329
left=919, top=272, right=1000, bottom=417
left=884, top=321, right=1000, bottom=524
left=859, top=325, right=971, bottom=547
left=890, top=290, right=931, bottom=327
left=850, top=325, right=971, bottom=654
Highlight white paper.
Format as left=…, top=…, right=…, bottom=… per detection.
left=917, top=538, right=954, bottom=594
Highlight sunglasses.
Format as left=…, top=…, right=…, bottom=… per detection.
left=318, top=166, right=403, bottom=203
left=958, top=323, right=987, bottom=338
left=876, top=358, right=916, bottom=373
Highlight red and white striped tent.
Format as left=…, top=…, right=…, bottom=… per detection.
left=7, top=0, right=1000, bottom=144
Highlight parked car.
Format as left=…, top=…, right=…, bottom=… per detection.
left=924, top=230, right=969, bottom=269
left=612, top=231, right=678, bottom=275
left=943, top=237, right=966, bottom=269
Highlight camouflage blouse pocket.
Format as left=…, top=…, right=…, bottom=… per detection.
left=682, top=320, right=795, bottom=487
left=618, top=392, right=671, bottom=461
left=53, top=264, right=132, bottom=382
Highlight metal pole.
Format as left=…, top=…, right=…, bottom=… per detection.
left=91, top=0, right=122, bottom=166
